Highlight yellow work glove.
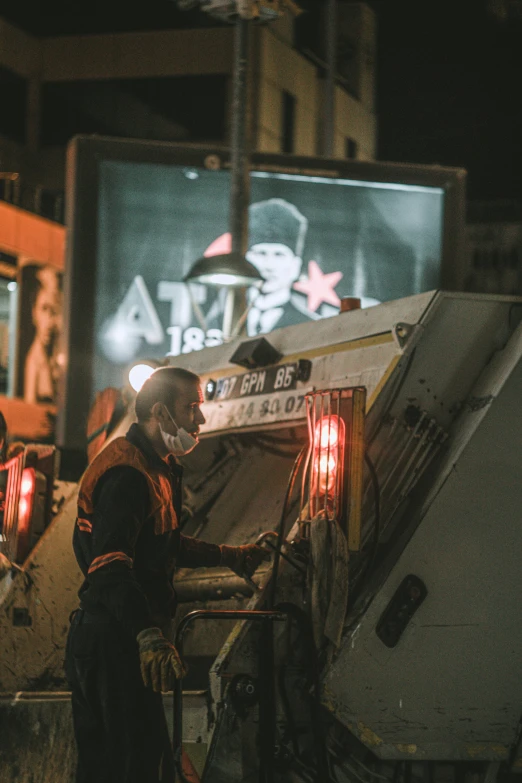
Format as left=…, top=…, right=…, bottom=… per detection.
left=136, top=627, right=188, bottom=693
left=220, top=543, right=271, bottom=579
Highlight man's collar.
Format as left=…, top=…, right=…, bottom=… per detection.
left=126, top=423, right=183, bottom=477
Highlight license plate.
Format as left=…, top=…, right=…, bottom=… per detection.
left=214, top=363, right=298, bottom=401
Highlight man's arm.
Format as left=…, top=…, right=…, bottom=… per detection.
left=178, top=534, right=270, bottom=578
left=86, top=466, right=153, bottom=638
left=177, top=534, right=222, bottom=568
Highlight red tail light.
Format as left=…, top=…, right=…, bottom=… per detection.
left=313, top=415, right=344, bottom=496
left=310, top=411, right=345, bottom=518
left=1, top=446, right=56, bottom=564
left=17, top=467, right=36, bottom=542
left=315, top=416, right=340, bottom=450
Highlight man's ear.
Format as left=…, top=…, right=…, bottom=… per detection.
left=150, top=402, right=165, bottom=423
left=294, top=256, right=303, bottom=279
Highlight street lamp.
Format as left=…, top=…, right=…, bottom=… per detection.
left=184, top=251, right=261, bottom=288
left=184, top=251, right=262, bottom=339
left=178, top=0, right=300, bottom=341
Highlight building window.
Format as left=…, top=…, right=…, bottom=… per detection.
left=0, top=66, right=27, bottom=145
left=345, top=137, right=358, bottom=159
left=282, top=91, right=296, bottom=154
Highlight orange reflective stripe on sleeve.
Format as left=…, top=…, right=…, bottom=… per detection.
left=88, top=551, right=133, bottom=574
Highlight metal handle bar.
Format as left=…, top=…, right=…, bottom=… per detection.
left=173, top=609, right=287, bottom=781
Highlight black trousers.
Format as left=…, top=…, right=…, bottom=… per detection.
left=65, top=611, right=174, bottom=783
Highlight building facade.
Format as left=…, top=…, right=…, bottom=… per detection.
left=465, top=201, right=522, bottom=296
left=0, top=3, right=377, bottom=214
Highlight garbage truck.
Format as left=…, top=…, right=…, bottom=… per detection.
left=1, top=288, right=522, bottom=783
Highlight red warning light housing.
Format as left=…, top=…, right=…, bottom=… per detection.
left=301, top=387, right=366, bottom=548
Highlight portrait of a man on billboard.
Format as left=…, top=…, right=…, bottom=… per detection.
left=204, top=197, right=345, bottom=337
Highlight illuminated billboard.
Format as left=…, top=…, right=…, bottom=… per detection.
left=59, top=137, right=465, bottom=449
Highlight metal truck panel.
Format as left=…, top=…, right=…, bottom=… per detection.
left=322, top=320, right=522, bottom=760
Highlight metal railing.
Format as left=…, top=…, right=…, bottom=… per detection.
left=173, top=609, right=287, bottom=783
left=0, top=173, right=65, bottom=223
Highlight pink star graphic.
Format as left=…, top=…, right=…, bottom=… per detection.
left=293, top=260, right=343, bottom=312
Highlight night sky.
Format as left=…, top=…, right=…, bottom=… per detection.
left=1, top=0, right=521, bottom=201
left=372, top=0, right=522, bottom=201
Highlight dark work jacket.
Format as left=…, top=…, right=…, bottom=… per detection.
left=72, top=423, right=221, bottom=638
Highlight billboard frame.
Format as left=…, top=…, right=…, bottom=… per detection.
left=58, top=134, right=466, bottom=453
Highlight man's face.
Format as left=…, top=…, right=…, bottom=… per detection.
left=246, top=243, right=302, bottom=295
left=164, top=380, right=206, bottom=440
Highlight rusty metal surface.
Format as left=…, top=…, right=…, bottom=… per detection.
left=0, top=482, right=81, bottom=692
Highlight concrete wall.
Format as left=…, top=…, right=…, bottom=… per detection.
left=334, top=84, right=377, bottom=161
left=255, top=26, right=318, bottom=155
left=336, top=1, right=376, bottom=112
left=328, top=1, right=377, bottom=159
left=40, top=28, right=234, bottom=82
left=255, top=8, right=376, bottom=161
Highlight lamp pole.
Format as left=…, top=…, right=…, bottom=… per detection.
left=223, top=15, right=251, bottom=341
left=179, top=1, right=299, bottom=339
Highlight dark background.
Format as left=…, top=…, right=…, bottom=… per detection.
left=1, top=0, right=521, bottom=200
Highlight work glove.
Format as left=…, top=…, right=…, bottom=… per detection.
left=220, top=543, right=271, bottom=580
left=136, top=627, right=188, bottom=693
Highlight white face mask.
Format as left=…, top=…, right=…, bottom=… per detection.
left=160, top=407, right=198, bottom=456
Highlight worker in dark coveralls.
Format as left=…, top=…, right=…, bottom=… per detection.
left=65, top=367, right=268, bottom=783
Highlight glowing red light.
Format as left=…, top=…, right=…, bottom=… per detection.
left=314, top=416, right=340, bottom=450
left=314, top=452, right=337, bottom=494
left=20, top=472, right=35, bottom=497
left=309, top=413, right=346, bottom=516
left=17, top=468, right=35, bottom=537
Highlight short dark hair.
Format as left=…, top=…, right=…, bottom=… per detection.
left=134, top=367, right=200, bottom=423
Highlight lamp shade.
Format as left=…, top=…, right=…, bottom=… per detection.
left=184, top=252, right=263, bottom=288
